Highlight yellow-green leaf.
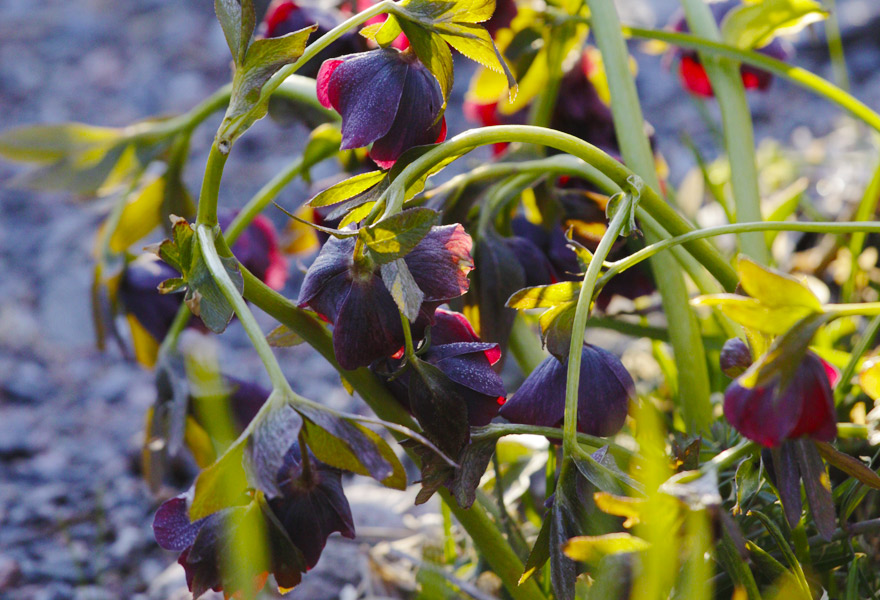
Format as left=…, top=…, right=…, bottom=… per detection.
left=190, top=440, right=249, bottom=520
left=858, top=356, right=880, bottom=401
left=563, top=533, right=650, bottom=563
left=109, top=175, right=165, bottom=252
left=693, top=294, right=814, bottom=335
left=721, top=0, right=828, bottom=50
left=507, top=282, right=582, bottom=310
left=0, top=123, right=121, bottom=163
left=736, top=256, right=821, bottom=310
left=308, top=170, right=385, bottom=207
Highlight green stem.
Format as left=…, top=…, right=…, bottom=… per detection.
left=834, top=315, right=880, bottom=404
left=601, top=220, right=880, bottom=286
left=378, top=124, right=738, bottom=291
left=617, top=26, right=880, bottom=135
left=562, top=194, right=632, bottom=454
left=195, top=144, right=229, bottom=227
left=827, top=302, right=880, bottom=318
left=585, top=0, right=713, bottom=433
left=400, top=310, right=416, bottom=360
left=824, top=0, right=851, bottom=91
left=472, top=423, right=633, bottom=461
left=197, top=225, right=290, bottom=392
left=679, top=0, right=769, bottom=265
left=703, top=439, right=757, bottom=473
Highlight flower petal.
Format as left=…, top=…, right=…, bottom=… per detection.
left=333, top=276, right=405, bottom=369
left=406, top=224, right=474, bottom=301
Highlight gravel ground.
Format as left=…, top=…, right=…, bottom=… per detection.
left=1, top=0, right=880, bottom=598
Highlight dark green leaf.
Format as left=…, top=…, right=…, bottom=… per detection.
left=605, top=191, right=639, bottom=238
left=214, top=0, right=256, bottom=64
left=451, top=437, right=496, bottom=509
left=520, top=514, right=551, bottom=585
left=189, top=241, right=243, bottom=333
left=734, top=456, right=761, bottom=514
left=409, top=359, right=470, bottom=458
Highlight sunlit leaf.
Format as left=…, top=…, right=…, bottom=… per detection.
left=507, top=282, right=581, bottom=310
left=360, top=208, right=439, bottom=264
left=563, top=533, right=650, bottom=563
left=308, top=170, right=385, bottom=207
left=0, top=123, right=121, bottom=163
left=190, top=439, right=250, bottom=520
left=722, top=0, right=828, bottom=50
left=380, top=258, right=425, bottom=322
left=736, top=256, right=822, bottom=311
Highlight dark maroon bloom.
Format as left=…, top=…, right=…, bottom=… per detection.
left=121, top=214, right=287, bottom=343
left=724, top=350, right=838, bottom=447
left=500, top=344, right=634, bottom=437
left=153, top=443, right=354, bottom=597
left=668, top=1, right=792, bottom=97
left=720, top=337, right=752, bottom=378
left=298, top=225, right=473, bottom=369
left=551, top=52, right=620, bottom=156
left=379, top=309, right=506, bottom=427
left=260, top=0, right=366, bottom=78
left=484, top=0, right=517, bottom=36
left=317, top=48, right=447, bottom=169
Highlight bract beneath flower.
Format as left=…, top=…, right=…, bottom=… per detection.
left=500, top=344, right=634, bottom=437
left=317, top=48, right=447, bottom=168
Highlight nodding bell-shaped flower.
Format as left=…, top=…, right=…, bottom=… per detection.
left=667, top=0, right=791, bottom=97
left=153, top=443, right=354, bottom=598
left=500, top=344, right=634, bottom=437
left=377, top=309, right=506, bottom=429
left=317, top=48, right=447, bottom=169
left=259, top=0, right=366, bottom=78
left=298, top=225, right=473, bottom=370
left=723, top=342, right=838, bottom=448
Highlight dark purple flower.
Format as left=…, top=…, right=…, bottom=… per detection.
left=260, top=0, right=366, bottom=78
left=668, top=0, right=792, bottom=97
left=724, top=350, right=838, bottom=447
left=378, top=309, right=506, bottom=428
left=720, top=337, right=753, bottom=378
left=298, top=224, right=473, bottom=369
left=218, top=212, right=288, bottom=290
left=153, top=443, right=354, bottom=597
left=317, top=48, right=447, bottom=169
left=500, top=344, right=634, bottom=437
left=484, top=0, right=517, bottom=36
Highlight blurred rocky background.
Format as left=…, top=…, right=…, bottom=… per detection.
left=1, top=0, right=879, bottom=598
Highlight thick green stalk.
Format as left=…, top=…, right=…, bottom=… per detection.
left=824, top=0, right=851, bottom=91
left=835, top=315, right=880, bottom=404
left=679, top=0, right=768, bottom=264
left=563, top=195, right=633, bottom=454
left=585, top=0, right=712, bottom=432
left=602, top=220, right=880, bottom=285
left=843, top=158, right=880, bottom=301
left=195, top=145, right=229, bottom=227
left=380, top=125, right=739, bottom=291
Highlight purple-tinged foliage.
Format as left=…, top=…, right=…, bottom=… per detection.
left=668, top=0, right=792, bottom=97
left=152, top=443, right=353, bottom=598
left=724, top=350, right=838, bottom=448
left=500, top=344, right=633, bottom=437
left=317, top=48, right=447, bottom=169
left=298, top=224, right=473, bottom=369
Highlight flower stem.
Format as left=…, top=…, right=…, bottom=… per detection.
left=379, top=124, right=739, bottom=291
left=585, top=0, right=713, bottom=433
left=562, top=193, right=632, bottom=455
left=195, top=144, right=229, bottom=228
left=835, top=315, right=880, bottom=404
left=601, top=220, right=880, bottom=286
left=843, top=158, right=880, bottom=302
left=197, top=225, right=290, bottom=393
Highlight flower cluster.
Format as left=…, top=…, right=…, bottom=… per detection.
left=153, top=442, right=353, bottom=598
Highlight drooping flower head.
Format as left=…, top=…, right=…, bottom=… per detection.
left=500, top=344, right=634, bottom=437
left=723, top=341, right=838, bottom=447
left=260, top=0, right=367, bottom=78
left=298, top=225, right=473, bottom=369
left=377, top=309, right=506, bottom=428
left=667, top=0, right=792, bottom=97
left=317, top=48, right=447, bottom=169
left=153, top=443, right=354, bottom=598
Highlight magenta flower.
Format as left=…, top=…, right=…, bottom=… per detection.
left=153, top=443, right=354, bottom=597
left=298, top=225, right=473, bottom=369
left=317, top=48, right=447, bottom=168
left=378, top=309, right=506, bottom=428
left=500, top=344, right=634, bottom=437
left=668, top=0, right=791, bottom=97
left=723, top=347, right=838, bottom=447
